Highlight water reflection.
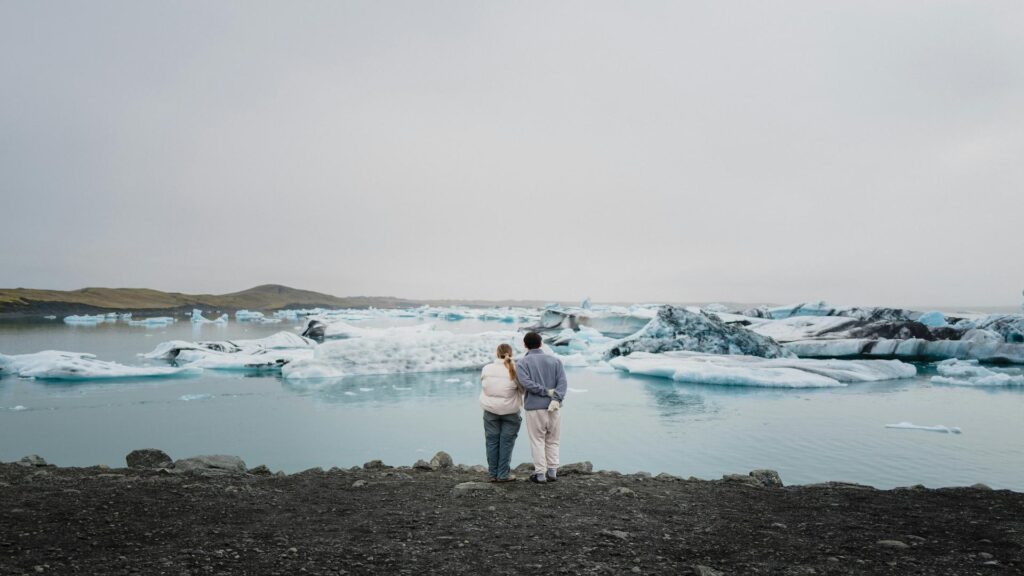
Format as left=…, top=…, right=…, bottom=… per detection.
left=280, top=370, right=480, bottom=405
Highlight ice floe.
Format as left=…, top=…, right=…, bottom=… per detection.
left=128, top=316, right=176, bottom=327
left=0, top=351, right=201, bottom=380
left=179, top=393, right=214, bottom=401
left=533, top=305, right=656, bottom=339
left=885, top=422, right=962, bottom=434
left=609, top=351, right=915, bottom=388
left=191, top=309, right=228, bottom=324
left=143, top=331, right=317, bottom=371
left=606, top=306, right=792, bottom=359
left=282, top=331, right=517, bottom=379
left=301, top=319, right=435, bottom=342
left=785, top=338, right=1024, bottom=364
left=929, top=359, right=1024, bottom=386
left=63, top=314, right=109, bottom=325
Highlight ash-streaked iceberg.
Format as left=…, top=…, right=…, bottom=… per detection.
left=532, top=305, right=656, bottom=339
left=282, top=331, right=518, bottom=379
left=609, top=351, right=915, bottom=388
left=785, top=338, right=1024, bottom=364
left=143, top=331, right=317, bottom=371
left=606, top=306, right=792, bottom=359
left=301, top=318, right=435, bottom=342
left=0, top=351, right=201, bottom=380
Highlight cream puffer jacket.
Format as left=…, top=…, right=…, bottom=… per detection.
left=479, top=360, right=522, bottom=415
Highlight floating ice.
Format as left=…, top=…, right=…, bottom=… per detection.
left=929, top=359, right=1024, bottom=386
left=301, top=319, right=434, bottom=342
left=179, top=393, right=214, bottom=401
left=606, top=306, right=792, bottom=359
left=533, top=306, right=655, bottom=339
left=282, top=331, right=516, bottom=379
left=63, top=314, right=108, bottom=325
left=43, top=315, right=56, bottom=320
left=143, top=331, right=316, bottom=371
left=444, top=377, right=461, bottom=383
left=0, top=351, right=200, bottom=380
left=8, top=405, right=28, bottom=411
left=786, top=338, right=1024, bottom=364
left=191, top=309, right=228, bottom=324
left=609, top=351, right=916, bottom=388
left=128, top=317, right=176, bottom=327
left=885, top=422, right=962, bottom=434
left=235, top=310, right=265, bottom=321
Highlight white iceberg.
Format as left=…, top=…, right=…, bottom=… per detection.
left=929, top=359, right=1024, bottom=386
left=128, top=316, right=176, bottom=327
left=0, top=351, right=201, bottom=380
left=885, top=422, right=962, bottom=434
left=283, top=331, right=517, bottom=379
left=63, top=314, right=108, bottom=325
left=609, top=351, right=916, bottom=388
left=301, top=318, right=435, bottom=342
left=191, top=309, right=228, bottom=324
left=235, top=310, right=265, bottom=322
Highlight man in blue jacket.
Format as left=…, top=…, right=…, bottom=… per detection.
left=515, top=331, right=568, bottom=483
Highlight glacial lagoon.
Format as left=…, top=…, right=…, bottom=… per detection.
left=2, top=316, right=1023, bottom=490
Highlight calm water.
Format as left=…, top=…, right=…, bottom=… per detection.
left=2, top=318, right=1023, bottom=489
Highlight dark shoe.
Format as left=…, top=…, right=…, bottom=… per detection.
left=488, top=477, right=498, bottom=483
left=545, top=474, right=558, bottom=483
left=529, top=473, right=547, bottom=484
left=496, top=475, right=516, bottom=483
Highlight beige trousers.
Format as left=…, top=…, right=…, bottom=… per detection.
left=525, top=409, right=561, bottom=475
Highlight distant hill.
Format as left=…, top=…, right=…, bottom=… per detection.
left=0, top=284, right=421, bottom=316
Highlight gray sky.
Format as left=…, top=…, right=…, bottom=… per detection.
left=1, top=1, right=1022, bottom=307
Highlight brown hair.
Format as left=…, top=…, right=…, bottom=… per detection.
left=496, top=343, right=517, bottom=382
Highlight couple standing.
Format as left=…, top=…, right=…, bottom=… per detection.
left=478, top=331, right=567, bottom=483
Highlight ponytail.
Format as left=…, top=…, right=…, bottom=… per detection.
left=496, top=343, right=517, bottom=382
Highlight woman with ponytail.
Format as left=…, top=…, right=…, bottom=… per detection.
left=479, top=343, right=523, bottom=482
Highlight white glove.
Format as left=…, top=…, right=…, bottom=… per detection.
left=547, top=400, right=561, bottom=412
left=546, top=389, right=556, bottom=397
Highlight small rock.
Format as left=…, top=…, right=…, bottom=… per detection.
left=722, top=473, right=762, bottom=487
left=514, top=462, right=534, bottom=474
left=971, top=483, right=993, bottom=491
left=352, top=480, right=367, bottom=488
left=451, top=481, right=501, bottom=497
left=826, top=557, right=839, bottom=563
left=559, top=461, right=594, bottom=475
left=877, top=540, right=909, bottom=549
left=172, top=455, right=247, bottom=475
left=362, top=460, right=389, bottom=470
left=983, top=560, right=1000, bottom=566
left=978, top=552, right=994, bottom=560
left=608, top=487, right=637, bottom=497
left=600, top=529, right=629, bottom=540
left=469, top=465, right=487, bottom=473
left=771, top=522, right=787, bottom=530
left=384, top=472, right=413, bottom=481
left=692, top=565, right=723, bottom=576
left=749, top=469, right=784, bottom=488
left=126, top=449, right=172, bottom=470
left=655, top=473, right=679, bottom=482
left=17, top=455, right=48, bottom=467
left=248, top=465, right=272, bottom=476
left=631, top=567, right=641, bottom=574
left=413, top=459, right=432, bottom=471
left=634, top=471, right=652, bottom=479
left=431, top=451, right=453, bottom=470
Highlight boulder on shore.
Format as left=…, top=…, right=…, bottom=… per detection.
left=16, top=454, right=49, bottom=467
left=431, top=451, right=453, bottom=470
left=126, top=449, right=172, bottom=470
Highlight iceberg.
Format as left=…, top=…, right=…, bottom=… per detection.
left=917, top=311, right=947, bottom=328
left=605, top=306, right=792, bottom=359
left=301, top=318, right=435, bottom=342
left=609, top=351, right=916, bottom=388
left=143, top=331, right=317, bottom=371
left=283, top=331, right=517, bottom=379
left=128, top=316, right=176, bottom=327
left=885, top=422, right=962, bottom=434
left=785, top=338, right=1024, bottom=364
left=191, top=309, right=228, bottom=324
left=929, top=359, right=1024, bottom=386
left=0, top=351, right=201, bottom=380
left=532, top=306, right=655, bottom=339
left=235, top=310, right=265, bottom=322
left=63, top=314, right=108, bottom=325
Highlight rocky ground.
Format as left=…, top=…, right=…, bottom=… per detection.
left=1, top=452, right=1022, bottom=576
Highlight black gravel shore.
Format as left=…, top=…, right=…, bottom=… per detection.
left=1, top=455, right=1021, bottom=576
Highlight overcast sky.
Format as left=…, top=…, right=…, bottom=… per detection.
left=1, top=1, right=1022, bottom=307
